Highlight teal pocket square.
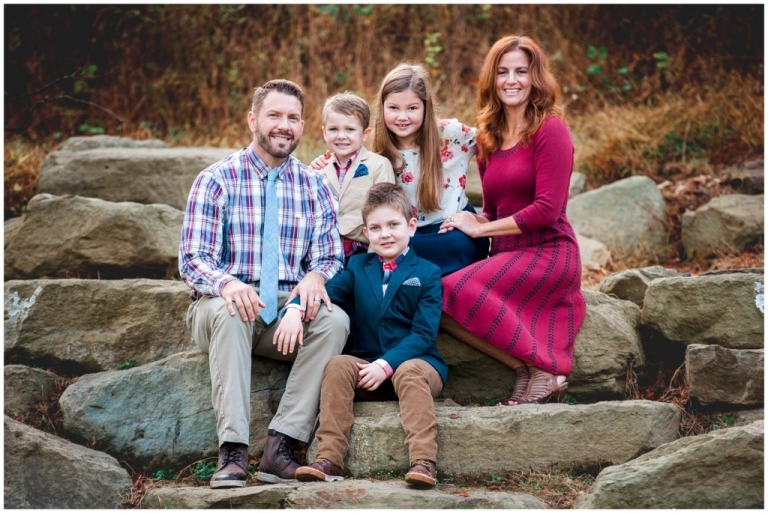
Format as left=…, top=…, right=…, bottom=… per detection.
left=353, top=164, right=369, bottom=178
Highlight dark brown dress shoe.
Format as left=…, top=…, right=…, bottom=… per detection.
left=210, top=442, right=249, bottom=489
left=256, top=430, right=301, bottom=484
left=404, top=459, right=437, bottom=488
left=295, top=458, right=345, bottom=482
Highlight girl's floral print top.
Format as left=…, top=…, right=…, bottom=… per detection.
left=397, top=118, right=477, bottom=227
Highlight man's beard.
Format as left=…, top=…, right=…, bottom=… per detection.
left=257, top=128, right=299, bottom=159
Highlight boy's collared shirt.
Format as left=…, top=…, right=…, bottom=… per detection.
left=330, top=148, right=361, bottom=187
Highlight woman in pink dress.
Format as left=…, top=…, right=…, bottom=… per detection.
left=439, top=35, right=586, bottom=405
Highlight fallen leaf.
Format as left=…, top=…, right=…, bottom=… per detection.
left=449, top=413, right=459, bottom=419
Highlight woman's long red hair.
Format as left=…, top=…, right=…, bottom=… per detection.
left=475, top=35, right=565, bottom=161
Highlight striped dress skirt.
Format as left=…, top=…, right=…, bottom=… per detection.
left=441, top=214, right=586, bottom=376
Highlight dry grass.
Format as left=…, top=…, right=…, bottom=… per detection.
left=572, top=73, right=763, bottom=187
left=445, top=469, right=597, bottom=509
left=12, top=375, right=78, bottom=437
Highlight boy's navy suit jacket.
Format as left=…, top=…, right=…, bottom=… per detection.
left=325, top=248, right=448, bottom=384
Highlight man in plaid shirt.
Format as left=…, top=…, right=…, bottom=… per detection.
left=180, top=79, right=349, bottom=488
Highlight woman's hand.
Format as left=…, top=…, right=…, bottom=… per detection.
left=438, top=211, right=486, bottom=237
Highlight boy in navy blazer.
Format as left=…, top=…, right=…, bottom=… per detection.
left=279, top=183, right=446, bottom=488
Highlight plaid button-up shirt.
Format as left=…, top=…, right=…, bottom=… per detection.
left=179, top=145, right=343, bottom=297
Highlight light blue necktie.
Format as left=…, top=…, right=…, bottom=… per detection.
left=260, top=168, right=279, bottom=324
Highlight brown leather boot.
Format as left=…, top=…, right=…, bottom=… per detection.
left=256, top=430, right=301, bottom=484
left=404, top=459, right=437, bottom=488
left=210, top=442, right=249, bottom=489
left=295, top=458, right=345, bottom=482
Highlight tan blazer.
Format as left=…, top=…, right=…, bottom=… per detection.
left=322, top=147, right=395, bottom=243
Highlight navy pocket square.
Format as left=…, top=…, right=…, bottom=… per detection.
left=353, top=164, right=369, bottom=178
left=402, top=277, right=421, bottom=287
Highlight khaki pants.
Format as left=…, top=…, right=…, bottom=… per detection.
left=315, top=355, right=443, bottom=467
left=187, top=292, right=350, bottom=446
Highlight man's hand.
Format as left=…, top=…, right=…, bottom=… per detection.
left=273, top=308, right=304, bottom=355
left=287, top=272, right=331, bottom=321
left=221, top=280, right=265, bottom=322
left=356, top=362, right=387, bottom=391
left=309, top=151, right=330, bottom=171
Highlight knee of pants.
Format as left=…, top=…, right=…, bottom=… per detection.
left=392, top=360, right=438, bottom=395
left=309, top=306, right=350, bottom=352
left=190, top=296, right=252, bottom=353
left=323, top=354, right=360, bottom=381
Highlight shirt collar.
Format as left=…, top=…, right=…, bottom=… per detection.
left=246, top=144, right=291, bottom=179
left=330, top=148, right=361, bottom=171
left=378, top=247, right=409, bottom=270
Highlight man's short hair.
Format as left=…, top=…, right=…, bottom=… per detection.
left=322, top=92, right=371, bottom=129
left=252, top=79, right=305, bottom=116
left=362, top=183, right=414, bottom=225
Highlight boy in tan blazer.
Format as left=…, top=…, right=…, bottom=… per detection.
left=320, top=93, right=395, bottom=261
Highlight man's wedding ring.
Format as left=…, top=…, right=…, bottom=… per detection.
left=314, top=298, right=322, bottom=302
left=449, top=216, right=454, bottom=222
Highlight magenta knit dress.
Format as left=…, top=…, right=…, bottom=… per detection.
left=442, top=117, right=586, bottom=376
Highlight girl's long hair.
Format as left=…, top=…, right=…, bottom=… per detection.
left=475, top=35, right=565, bottom=161
left=372, top=63, right=443, bottom=213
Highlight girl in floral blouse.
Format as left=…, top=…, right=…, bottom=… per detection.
left=370, top=63, right=489, bottom=276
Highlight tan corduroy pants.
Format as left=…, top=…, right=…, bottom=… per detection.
left=314, top=355, right=443, bottom=467
left=187, top=292, right=350, bottom=446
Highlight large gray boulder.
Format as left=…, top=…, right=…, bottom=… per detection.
left=721, top=159, right=763, bottom=195
left=4, top=415, right=133, bottom=509
left=599, top=266, right=683, bottom=307
left=568, top=291, right=645, bottom=396
left=4, top=365, right=63, bottom=420
left=5, top=279, right=193, bottom=374
left=570, top=171, right=587, bottom=198
left=59, top=351, right=291, bottom=470
left=682, top=194, right=764, bottom=258
left=141, top=481, right=546, bottom=509
left=686, top=344, right=764, bottom=406
left=574, top=421, right=764, bottom=509
left=57, top=134, right=170, bottom=152
left=309, top=400, right=679, bottom=478
left=577, top=233, right=612, bottom=272
left=642, top=272, right=764, bottom=349
left=38, top=146, right=234, bottom=210
left=4, top=194, right=183, bottom=280
left=439, top=291, right=645, bottom=402
left=567, top=176, right=668, bottom=261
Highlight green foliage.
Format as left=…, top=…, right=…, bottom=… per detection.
left=490, top=473, right=506, bottom=483
left=424, top=32, right=442, bottom=69
left=78, top=123, right=105, bottom=135
left=562, top=392, right=577, bottom=405
left=653, top=52, right=670, bottom=69
left=191, top=460, right=217, bottom=481
left=709, top=414, right=735, bottom=431
left=519, top=477, right=541, bottom=490
left=151, top=468, right=178, bottom=480
left=117, top=360, right=134, bottom=370
left=465, top=4, right=491, bottom=24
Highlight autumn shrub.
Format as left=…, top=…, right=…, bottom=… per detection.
left=4, top=4, right=763, bottom=219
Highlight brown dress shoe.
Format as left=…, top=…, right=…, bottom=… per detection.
left=210, top=442, right=249, bottom=489
left=256, top=430, right=302, bottom=484
left=295, top=458, right=345, bottom=482
left=404, top=459, right=437, bottom=488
